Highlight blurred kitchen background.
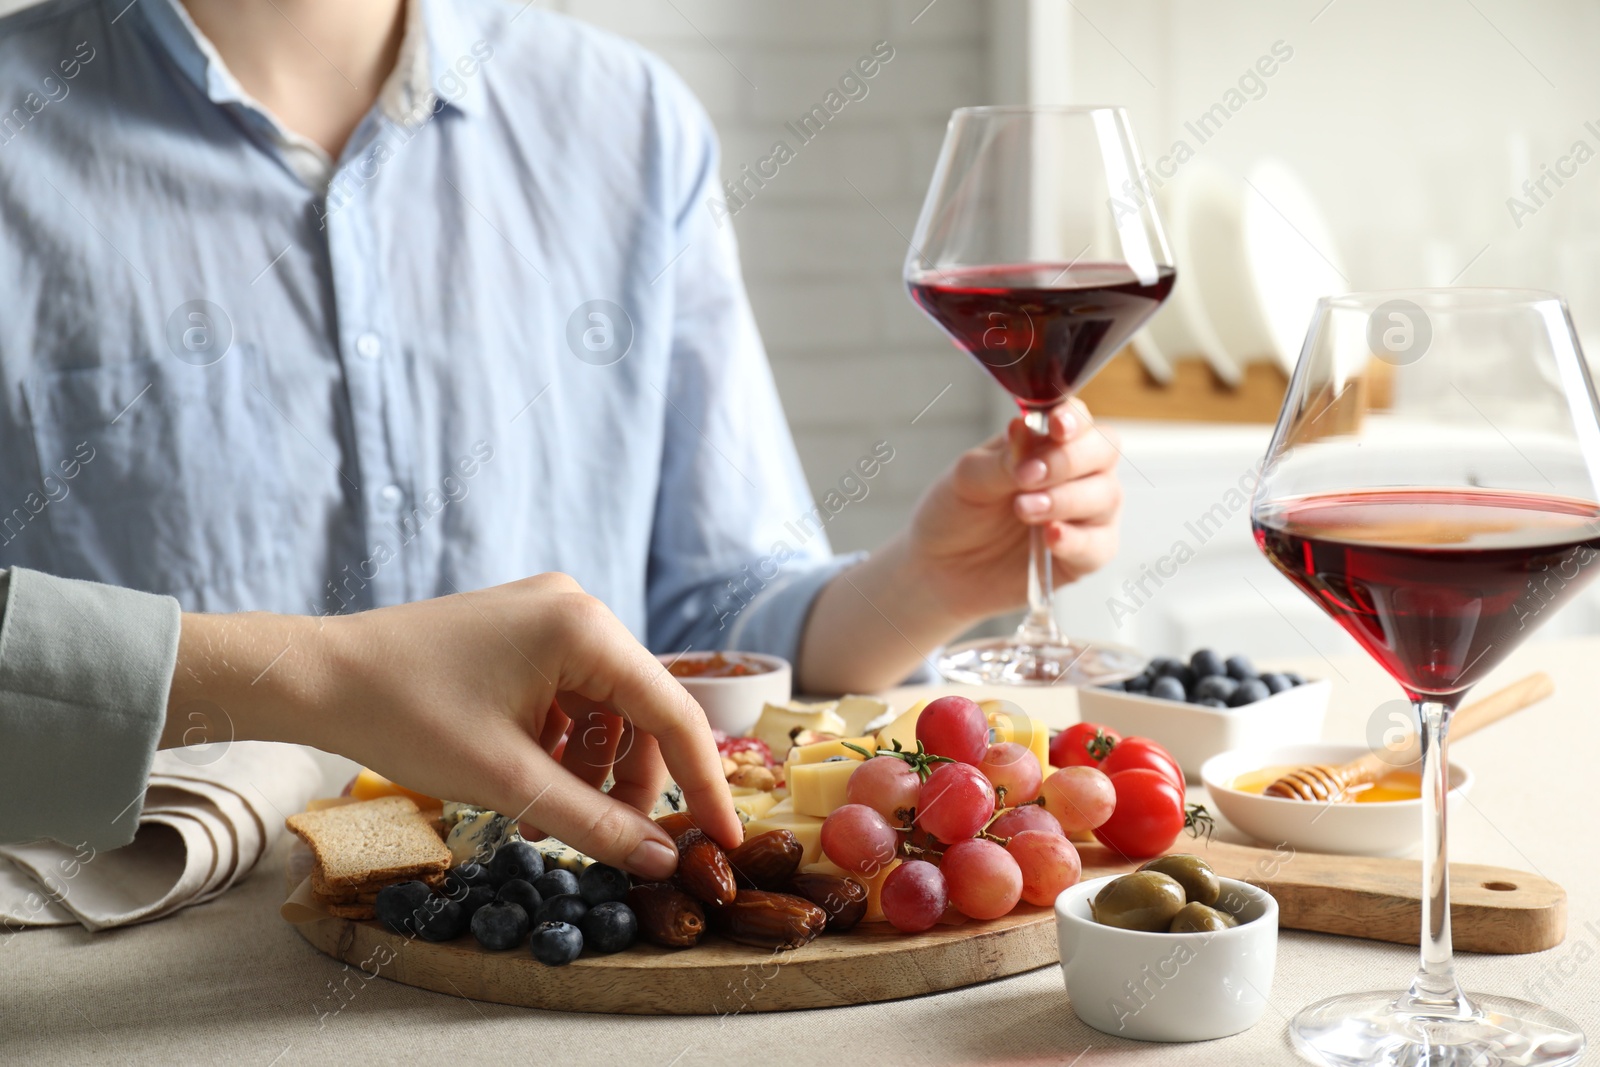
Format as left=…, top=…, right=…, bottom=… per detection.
left=12, top=0, right=1596, bottom=663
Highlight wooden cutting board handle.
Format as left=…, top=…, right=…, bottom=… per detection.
left=1186, top=839, right=1565, bottom=953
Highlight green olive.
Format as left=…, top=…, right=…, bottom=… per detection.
left=1167, top=902, right=1238, bottom=933
left=1136, top=854, right=1220, bottom=907
left=1091, top=872, right=1186, bottom=932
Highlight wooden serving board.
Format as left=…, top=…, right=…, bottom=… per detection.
left=285, top=838, right=1564, bottom=1015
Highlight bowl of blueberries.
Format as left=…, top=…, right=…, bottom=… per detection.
left=1077, top=650, right=1330, bottom=781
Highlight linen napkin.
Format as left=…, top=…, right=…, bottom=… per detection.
left=0, top=741, right=322, bottom=931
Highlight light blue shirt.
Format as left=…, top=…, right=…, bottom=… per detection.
left=0, top=0, right=853, bottom=663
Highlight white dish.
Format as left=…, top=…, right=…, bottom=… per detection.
left=1241, top=159, right=1348, bottom=375
left=654, top=652, right=791, bottom=737
left=1055, top=875, right=1279, bottom=1042
left=1076, top=679, right=1331, bottom=781
left=1200, top=742, right=1474, bottom=857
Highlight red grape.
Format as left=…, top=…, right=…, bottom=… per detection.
left=915, top=695, right=990, bottom=765
left=978, top=741, right=1042, bottom=805
left=989, top=804, right=1064, bottom=840
left=821, top=804, right=900, bottom=875
left=847, top=756, right=921, bottom=826
left=940, top=838, right=1022, bottom=920
left=1006, top=830, right=1082, bottom=906
left=916, top=763, right=996, bottom=844
left=880, top=859, right=948, bottom=933
left=1039, top=766, right=1116, bottom=833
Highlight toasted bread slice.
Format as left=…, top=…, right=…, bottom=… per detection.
left=287, top=796, right=451, bottom=890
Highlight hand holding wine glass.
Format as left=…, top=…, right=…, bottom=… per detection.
left=905, top=105, right=1176, bottom=686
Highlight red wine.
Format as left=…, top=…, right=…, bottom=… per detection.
left=1253, top=488, right=1600, bottom=700
left=908, top=263, right=1176, bottom=410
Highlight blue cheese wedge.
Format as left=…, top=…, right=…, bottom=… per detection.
left=651, top=783, right=685, bottom=818
left=445, top=807, right=517, bottom=866
left=531, top=837, right=592, bottom=874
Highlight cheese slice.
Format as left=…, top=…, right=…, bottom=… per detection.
left=732, top=790, right=779, bottom=823
left=786, top=736, right=876, bottom=766
left=834, top=695, right=891, bottom=736
left=444, top=808, right=516, bottom=865
left=788, top=759, right=858, bottom=818
left=744, top=809, right=825, bottom=866
left=531, top=837, right=593, bottom=874
left=749, top=702, right=848, bottom=761
left=874, top=700, right=928, bottom=753
left=766, top=797, right=794, bottom=817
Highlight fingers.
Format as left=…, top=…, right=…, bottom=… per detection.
left=607, top=730, right=674, bottom=825
left=547, top=596, right=743, bottom=850
left=493, top=742, right=683, bottom=880
left=1046, top=519, right=1122, bottom=580
left=558, top=694, right=623, bottom=791
left=1012, top=417, right=1119, bottom=492
left=1014, top=472, right=1123, bottom=526
left=955, top=403, right=1115, bottom=503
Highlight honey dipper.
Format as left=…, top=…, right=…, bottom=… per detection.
left=1262, top=672, right=1553, bottom=801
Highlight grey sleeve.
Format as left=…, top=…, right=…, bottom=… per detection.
left=0, top=567, right=181, bottom=850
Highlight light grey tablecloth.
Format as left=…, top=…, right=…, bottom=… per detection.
left=7, top=640, right=1598, bottom=1066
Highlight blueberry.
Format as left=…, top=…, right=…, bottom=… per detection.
left=534, top=869, right=580, bottom=900
left=535, top=893, right=589, bottom=927
left=496, top=878, right=542, bottom=917
left=1196, top=697, right=1229, bottom=708
left=1224, top=654, right=1257, bottom=681
left=1284, top=671, right=1306, bottom=686
left=489, top=841, right=544, bottom=886
left=578, top=864, right=631, bottom=907
left=578, top=901, right=638, bottom=954
left=1193, top=675, right=1239, bottom=703
left=416, top=897, right=470, bottom=942
left=442, top=862, right=493, bottom=902
left=374, top=880, right=434, bottom=936
left=1260, top=672, right=1294, bottom=695
left=1147, top=656, right=1183, bottom=677
left=530, top=921, right=585, bottom=966
left=1153, top=660, right=1195, bottom=690
left=460, top=884, right=496, bottom=917
left=471, top=901, right=530, bottom=952
left=1227, top=678, right=1271, bottom=707
left=1123, top=673, right=1153, bottom=694
left=1189, top=649, right=1225, bottom=679
left=1149, top=676, right=1187, bottom=702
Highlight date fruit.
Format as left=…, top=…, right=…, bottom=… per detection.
left=784, top=873, right=867, bottom=932
left=711, top=890, right=828, bottom=951
left=672, top=828, right=737, bottom=907
left=655, top=812, right=698, bottom=840
left=726, top=829, right=803, bottom=891
left=627, top=883, right=706, bottom=948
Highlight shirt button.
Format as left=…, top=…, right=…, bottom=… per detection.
left=355, top=333, right=382, bottom=360
left=379, top=484, right=404, bottom=507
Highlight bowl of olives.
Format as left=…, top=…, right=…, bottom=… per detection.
left=1054, top=855, right=1278, bottom=1042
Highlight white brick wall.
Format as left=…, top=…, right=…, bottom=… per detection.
left=558, top=0, right=997, bottom=555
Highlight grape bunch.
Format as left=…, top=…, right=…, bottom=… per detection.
left=822, top=696, right=1097, bottom=933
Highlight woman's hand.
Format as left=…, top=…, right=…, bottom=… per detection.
left=797, top=400, right=1123, bottom=694
left=905, top=399, right=1123, bottom=621
left=165, top=574, right=741, bottom=880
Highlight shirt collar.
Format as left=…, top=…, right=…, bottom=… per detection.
left=135, top=0, right=479, bottom=133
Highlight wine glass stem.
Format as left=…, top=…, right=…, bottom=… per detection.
left=1399, top=698, right=1472, bottom=1018
left=1015, top=408, right=1063, bottom=648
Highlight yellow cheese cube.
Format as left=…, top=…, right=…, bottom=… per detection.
left=788, top=759, right=859, bottom=818
left=874, top=700, right=928, bottom=753
left=749, top=702, right=847, bottom=761
left=786, top=735, right=876, bottom=766
left=745, top=810, right=825, bottom=866
left=767, top=796, right=794, bottom=817
left=983, top=702, right=1050, bottom=779
left=732, top=791, right=779, bottom=822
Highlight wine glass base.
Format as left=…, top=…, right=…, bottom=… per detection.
left=936, top=636, right=1145, bottom=687
left=1290, top=991, right=1586, bottom=1067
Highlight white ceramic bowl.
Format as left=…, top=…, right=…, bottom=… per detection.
left=1201, top=743, right=1474, bottom=857
left=655, top=652, right=791, bottom=737
left=1055, top=875, right=1279, bottom=1042
left=1077, top=679, right=1331, bottom=782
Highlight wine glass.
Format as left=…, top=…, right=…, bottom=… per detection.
left=1252, top=289, right=1598, bottom=1067
left=905, top=105, right=1177, bottom=685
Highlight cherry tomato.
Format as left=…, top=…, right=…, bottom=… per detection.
left=1048, top=722, right=1121, bottom=769
left=1093, top=769, right=1187, bottom=859
left=1099, top=736, right=1183, bottom=790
